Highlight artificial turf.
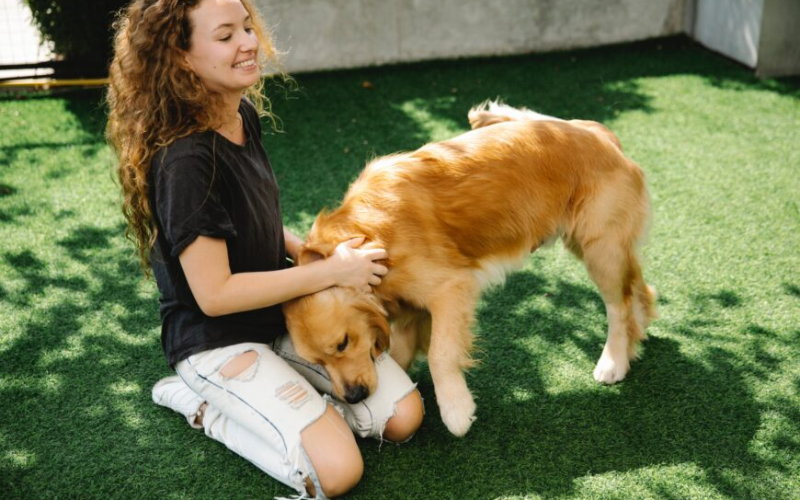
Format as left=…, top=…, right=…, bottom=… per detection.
left=1, top=36, right=798, bottom=500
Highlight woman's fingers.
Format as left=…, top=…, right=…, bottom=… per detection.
left=360, top=248, right=388, bottom=262
left=344, top=236, right=366, bottom=248
left=330, top=238, right=389, bottom=290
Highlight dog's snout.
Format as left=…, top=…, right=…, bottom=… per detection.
left=344, top=384, right=369, bottom=404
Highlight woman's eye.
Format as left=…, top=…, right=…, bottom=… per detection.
left=337, top=334, right=349, bottom=352
left=220, top=35, right=231, bottom=42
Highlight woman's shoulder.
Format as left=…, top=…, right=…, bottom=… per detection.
left=153, top=132, right=214, bottom=169
left=240, top=95, right=257, bottom=115
left=238, top=96, right=265, bottom=141
left=239, top=96, right=262, bottom=126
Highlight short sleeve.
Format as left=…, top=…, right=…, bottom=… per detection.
left=154, top=154, right=237, bottom=258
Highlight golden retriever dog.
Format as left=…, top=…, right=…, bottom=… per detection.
left=283, top=101, right=657, bottom=436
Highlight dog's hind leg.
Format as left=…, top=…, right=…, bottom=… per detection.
left=632, top=278, right=658, bottom=347
left=426, top=275, right=480, bottom=437
left=578, top=240, right=646, bottom=384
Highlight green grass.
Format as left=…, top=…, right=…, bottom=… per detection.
left=2, top=36, right=799, bottom=500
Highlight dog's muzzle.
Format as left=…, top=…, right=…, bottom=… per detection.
left=344, top=383, right=369, bottom=404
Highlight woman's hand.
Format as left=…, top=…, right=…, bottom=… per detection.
left=326, top=237, right=388, bottom=292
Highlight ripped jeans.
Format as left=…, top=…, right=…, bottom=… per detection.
left=175, top=334, right=417, bottom=498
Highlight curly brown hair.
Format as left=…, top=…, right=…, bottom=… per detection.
left=106, top=0, right=283, bottom=274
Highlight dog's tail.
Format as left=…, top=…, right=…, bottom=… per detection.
left=467, top=100, right=563, bottom=130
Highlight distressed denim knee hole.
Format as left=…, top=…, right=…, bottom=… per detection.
left=220, top=350, right=260, bottom=381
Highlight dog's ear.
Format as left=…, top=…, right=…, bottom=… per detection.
left=296, top=242, right=334, bottom=266
left=371, top=312, right=391, bottom=358
left=355, top=294, right=391, bottom=358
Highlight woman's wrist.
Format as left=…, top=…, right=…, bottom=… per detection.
left=312, top=255, right=339, bottom=289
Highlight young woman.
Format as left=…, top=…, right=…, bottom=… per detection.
left=106, top=0, right=424, bottom=497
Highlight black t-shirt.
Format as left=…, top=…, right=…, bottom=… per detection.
left=148, top=98, right=287, bottom=367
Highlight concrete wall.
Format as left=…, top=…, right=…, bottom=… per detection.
left=692, top=0, right=763, bottom=68
left=689, top=0, right=800, bottom=77
left=256, top=0, right=688, bottom=73
left=756, top=0, right=800, bottom=78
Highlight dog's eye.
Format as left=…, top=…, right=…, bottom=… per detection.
left=337, top=334, right=349, bottom=352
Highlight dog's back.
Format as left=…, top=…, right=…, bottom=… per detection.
left=468, top=100, right=624, bottom=150
left=330, top=104, right=644, bottom=270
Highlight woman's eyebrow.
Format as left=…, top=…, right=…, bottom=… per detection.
left=213, top=15, right=251, bottom=32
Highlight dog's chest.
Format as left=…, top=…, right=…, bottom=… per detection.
left=473, top=251, right=530, bottom=291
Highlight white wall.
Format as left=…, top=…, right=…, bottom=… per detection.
left=692, top=0, right=764, bottom=67
left=255, top=0, right=688, bottom=73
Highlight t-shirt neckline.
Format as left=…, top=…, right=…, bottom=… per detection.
left=212, top=100, right=249, bottom=149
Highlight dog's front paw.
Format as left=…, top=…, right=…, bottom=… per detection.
left=438, top=389, right=477, bottom=437
left=593, top=354, right=629, bottom=384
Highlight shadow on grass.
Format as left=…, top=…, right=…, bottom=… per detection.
left=1, top=250, right=784, bottom=499
left=374, top=267, right=782, bottom=500
left=0, top=89, right=108, bottom=227
left=694, top=289, right=743, bottom=309
left=0, top=89, right=107, bottom=223
left=0, top=199, right=32, bottom=224
left=0, top=88, right=107, bottom=134
left=0, top=221, right=243, bottom=498
left=0, top=138, right=106, bottom=168
left=2, top=250, right=88, bottom=306
left=783, top=283, right=800, bottom=299
left=0, top=183, right=16, bottom=196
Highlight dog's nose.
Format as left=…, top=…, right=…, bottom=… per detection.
left=344, top=384, right=369, bottom=404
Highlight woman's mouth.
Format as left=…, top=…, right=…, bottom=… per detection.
left=233, top=59, right=256, bottom=69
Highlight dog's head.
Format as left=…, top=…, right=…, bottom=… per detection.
left=283, top=286, right=391, bottom=404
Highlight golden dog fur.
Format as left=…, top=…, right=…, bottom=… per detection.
left=283, top=102, right=657, bottom=436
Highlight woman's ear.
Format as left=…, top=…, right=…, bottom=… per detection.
left=181, top=51, right=194, bottom=72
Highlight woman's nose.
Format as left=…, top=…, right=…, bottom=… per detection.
left=239, top=30, right=258, bottom=52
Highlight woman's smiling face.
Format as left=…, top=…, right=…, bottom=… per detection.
left=184, top=0, right=260, bottom=97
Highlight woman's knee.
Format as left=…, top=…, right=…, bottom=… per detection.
left=383, top=389, right=424, bottom=442
left=301, top=405, right=363, bottom=497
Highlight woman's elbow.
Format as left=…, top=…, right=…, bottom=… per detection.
left=196, top=295, right=225, bottom=317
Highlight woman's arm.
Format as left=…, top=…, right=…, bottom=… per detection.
left=179, top=235, right=387, bottom=317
